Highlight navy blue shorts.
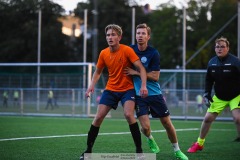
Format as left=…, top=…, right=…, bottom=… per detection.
left=99, top=89, right=136, bottom=110
left=135, top=94, right=170, bottom=118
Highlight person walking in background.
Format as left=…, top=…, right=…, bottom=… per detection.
left=50, top=79, right=58, bottom=108
left=2, top=90, right=8, bottom=108
left=187, top=37, right=240, bottom=153
left=13, top=90, right=20, bottom=107
left=45, top=89, right=54, bottom=110
left=125, top=23, right=188, bottom=160
left=79, top=24, right=148, bottom=160
left=195, top=94, right=203, bottom=113
left=53, top=91, right=59, bottom=108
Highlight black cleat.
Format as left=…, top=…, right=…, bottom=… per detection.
left=79, top=151, right=91, bottom=160
left=79, top=154, right=84, bottom=160
left=233, top=137, right=240, bottom=142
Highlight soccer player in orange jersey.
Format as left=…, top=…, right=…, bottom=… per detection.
left=80, top=24, right=148, bottom=160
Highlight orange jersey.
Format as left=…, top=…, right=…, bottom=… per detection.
left=97, top=44, right=139, bottom=92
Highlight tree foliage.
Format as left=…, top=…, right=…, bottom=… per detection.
left=0, top=0, right=71, bottom=62
left=0, top=0, right=238, bottom=69
left=74, top=0, right=149, bottom=63
left=148, top=0, right=238, bottom=69
left=149, top=5, right=182, bottom=68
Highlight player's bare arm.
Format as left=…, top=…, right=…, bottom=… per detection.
left=124, top=67, right=159, bottom=82
left=85, top=67, right=104, bottom=97
left=132, top=60, right=148, bottom=98
left=147, top=71, right=159, bottom=81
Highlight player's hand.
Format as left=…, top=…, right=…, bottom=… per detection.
left=140, top=86, right=148, bottom=98
left=203, top=92, right=213, bottom=108
left=124, top=67, right=138, bottom=76
left=85, top=87, right=94, bottom=98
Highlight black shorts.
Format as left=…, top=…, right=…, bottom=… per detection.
left=135, top=94, right=170, bottom=118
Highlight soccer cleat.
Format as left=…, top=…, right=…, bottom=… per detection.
left=187, top=142, right=203, bottom=153
left=79, top=151, right=91, bottom=160
left=233, top=137, right=240, bottom=142
left=79, top=153, right=84, bottom=160
left=174, top=150, right=188, bottom=160
left=147, top=138, right=160, bottom=153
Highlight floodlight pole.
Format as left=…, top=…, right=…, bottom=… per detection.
left=37, top=1, right=42, bottom=112
left=182, top=6, right=186, bottom=72
left=83, top=9, right=88, bottom=115
left=92, top=0, right=98, bottom=63
left=83, top=9, right=87, bottom=89
left=182, top=6, right=187, bottom=118
left=131, top=7, right=135, bottom=45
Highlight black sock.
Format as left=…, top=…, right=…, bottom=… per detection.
left=86, top=124, right=100, bottom=153
left=129, top=122, right=142, bottom=153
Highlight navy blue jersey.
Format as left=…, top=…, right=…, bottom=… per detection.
left=130, top=44, right=161, bottom=96
left=205, top=53, right=240, bottom=100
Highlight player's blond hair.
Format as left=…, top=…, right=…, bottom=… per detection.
left=215, top=36, right=230, bottom=47
left=105, top=24, right=123, bottom=36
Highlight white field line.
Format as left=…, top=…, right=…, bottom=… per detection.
left=0, top=128, right=234, bottom=142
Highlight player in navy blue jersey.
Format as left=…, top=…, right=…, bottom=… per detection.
left=125, top=23, right=188, bottom=160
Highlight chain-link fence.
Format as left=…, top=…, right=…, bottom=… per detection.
left=0, top=66, right=232, bottom=120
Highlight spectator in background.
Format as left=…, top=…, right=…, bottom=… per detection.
left=2, top=90, right=8, bottom=108
left=50, top=80, right=58, bottom=108
left=195, top=94, right=203, bottom=113
left=187, top=37, right=240, bottom=153
left=13, top=90, right=20, bottom=107
left=45, top=89, right=54, bottom=110
left=53, top=91, right=59, bottom=108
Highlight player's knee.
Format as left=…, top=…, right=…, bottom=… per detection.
left=203, top=113, right=216, bottom=123
left=141, top=127, right=150, bottom=134
left=203, top=117, right=214, bottom=124
left=124, top=112, right=134, bottom=120
left=93, top=115, right=105, bottom=124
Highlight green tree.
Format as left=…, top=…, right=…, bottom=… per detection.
left=147, top=0, right=237, bottom=69
left=185, top=0, right=237, bottom=69
left=185, top=0, right=213, bottom=69
left=1, top=0, right=237, bottom=70
left=0, top=0, right=71, bottom=63
left=74, top=0, right=150, bottom=63
left=210, top=0, right=238, bottom=56
left=149, top=4, right=182, bottom=69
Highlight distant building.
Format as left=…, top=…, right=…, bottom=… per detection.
left=58, top=14, right=83, bottom=37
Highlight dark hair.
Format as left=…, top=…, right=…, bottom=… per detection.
left=136, top=23, right=151, bottom=35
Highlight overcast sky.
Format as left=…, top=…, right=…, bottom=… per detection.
left=52, top=0, right=181, bottom=13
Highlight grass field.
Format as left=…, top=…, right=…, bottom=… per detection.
left=0, top=116, right=239, bottom=160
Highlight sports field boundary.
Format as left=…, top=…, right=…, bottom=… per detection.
left=0, top=128, right=235, bottom=142
left=0, top=113, right=232, bottom=121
